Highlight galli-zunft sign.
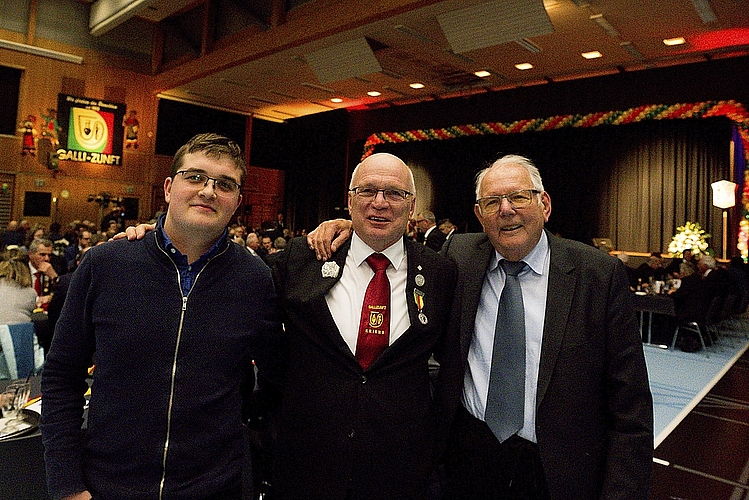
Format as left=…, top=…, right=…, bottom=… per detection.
left=56, top=94, right=125, bottom=165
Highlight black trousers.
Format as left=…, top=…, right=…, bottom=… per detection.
left=443, top=407, right=550, bottom=500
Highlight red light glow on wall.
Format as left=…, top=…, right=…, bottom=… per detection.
left=691, top=28, right=749, bottom=51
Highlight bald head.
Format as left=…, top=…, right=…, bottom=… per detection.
left=348, top=153, right=416, bottom=252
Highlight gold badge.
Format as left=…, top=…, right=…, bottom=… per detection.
left=369, top=311, right=384, bottom=328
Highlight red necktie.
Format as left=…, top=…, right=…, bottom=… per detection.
left=356, top=253, right=390, bottom=369
left=34, top=271, right=42, bottom=296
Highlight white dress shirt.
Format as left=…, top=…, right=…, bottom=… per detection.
left=463, top=231, right=550, bottom=443
left=326, top=232, right=411, bottom=355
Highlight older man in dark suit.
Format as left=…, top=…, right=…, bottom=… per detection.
left=416, top=210, right=447, bottom=252
left=271, top=153, right=456, bottom=499
left=438, top=154, right=653, bottom=499
left=309, top=154, right=653, bottom=500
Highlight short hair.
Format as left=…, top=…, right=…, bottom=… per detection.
left=29, top=238, right=53, bottom=254
left=474, top=154, right=545, bottom=201
left=700, top=255, right=717, bottom=269
left=419, top=211, right=436, bottom=223
left=171, top=133, right=247, bottom=186
left=273, top=237, right=287, bottom=250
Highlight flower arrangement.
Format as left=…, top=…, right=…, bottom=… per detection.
left=668, top=221, right=711, bottom=257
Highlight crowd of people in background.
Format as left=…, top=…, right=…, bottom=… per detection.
left=0, top=139, right=745, bottom=499
left=616, top=248, right=749, bottom=351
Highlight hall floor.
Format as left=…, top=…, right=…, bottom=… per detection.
left=651, top=348, right=749, bottom=499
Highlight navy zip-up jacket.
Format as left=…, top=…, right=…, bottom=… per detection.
left=41, top=226, right=282, bottom=500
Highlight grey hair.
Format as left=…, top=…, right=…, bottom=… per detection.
left=474, top=154, right=545, bottom=201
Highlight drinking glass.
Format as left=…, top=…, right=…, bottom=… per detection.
left=1, top=381, right=31, bottom=420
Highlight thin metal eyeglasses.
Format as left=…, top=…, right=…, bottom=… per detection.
left=476, top=189, right=540, bottom=214
left=349, top=186, right=413, bottom=203
left=175, top=170, right=242, bottom=196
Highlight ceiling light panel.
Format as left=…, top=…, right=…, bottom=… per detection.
left=437, top=0, right=554, bottom=54
left=305, top=38, right=382, bottom=84
left=663, top=37, right=686, bottom=46
left=582, top=51, right=602, bottom=59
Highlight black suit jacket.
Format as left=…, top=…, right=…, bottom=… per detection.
left=440, top=231, right=653, bottom=500
left=270, top=236, right=457, bottom=500
left=424, top=226, right=447, bottom=252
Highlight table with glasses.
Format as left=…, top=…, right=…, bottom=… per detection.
left=632, top=292, right=676, bottom=345
left=0, top=376, right=48, bottom=499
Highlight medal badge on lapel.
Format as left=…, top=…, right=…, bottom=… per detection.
left=413, top=288, right=428, bottom=324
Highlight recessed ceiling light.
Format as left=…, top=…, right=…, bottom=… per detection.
left=367, top=91, right=382, bottom=97
left=582, top=51, right=602, bottom=59
left=331, top=97, right=343, bottom=103
left=515, top=63, right=533, bottom=70
left=663, top=37, right=686, bottom=46
left=409, top=82, right=425, bottom=89
left=474, top=70, right=491, bottom=78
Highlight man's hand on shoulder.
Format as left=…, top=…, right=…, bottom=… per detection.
left=111, top=223, right=156, bottom=241
left=306, top=219, right=353, bottom=261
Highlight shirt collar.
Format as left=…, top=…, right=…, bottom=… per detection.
left=350, top=231, right=405, bottom=271
left=157, top=214, right=228, bottom=263
left=490, top=230, right=549, bottom=275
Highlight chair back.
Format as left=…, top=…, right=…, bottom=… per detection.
left=0, top=323, right=37, bottom=380
left=703, top=295, right=724, bottom=327
left=719, top=294, right=737, bottom=322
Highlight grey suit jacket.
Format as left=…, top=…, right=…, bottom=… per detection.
left=441, top=230, right=653, bottom=500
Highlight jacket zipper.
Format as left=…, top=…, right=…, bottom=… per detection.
left=156, top=238, right=229, bottom=499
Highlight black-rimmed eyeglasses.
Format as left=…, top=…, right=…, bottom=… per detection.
left=349, top=187, right=413, bottom=203
left=476, top=189, right=540, bottom=214
left=175, top=170, right=241, bottom=196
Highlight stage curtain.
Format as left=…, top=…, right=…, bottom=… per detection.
left=377, top=116, right=732, bottom=254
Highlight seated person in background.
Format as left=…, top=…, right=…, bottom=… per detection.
left=0, top=248, right=45, bottom=377
left=665, top=248, right=697, bottom=277
left=669, top=263, right=705, bottom=324
left=700, top=255, right=731, bottom=305
left=636, top=252, right=668, bottom=286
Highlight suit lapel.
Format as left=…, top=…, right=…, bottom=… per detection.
left=536, top=232, right=576, bottom=409
left=459, top=236, right=494, bottom=361
left=299, top=239, right=354, bottom=359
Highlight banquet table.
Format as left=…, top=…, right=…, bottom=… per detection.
left=632, top=293, right=676, bottom=345
left=0, top=376, right=48, bottom=499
